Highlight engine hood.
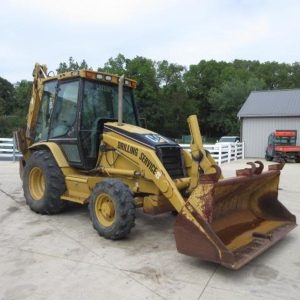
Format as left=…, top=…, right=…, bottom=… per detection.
left=103, top=122, right=179, bottom=149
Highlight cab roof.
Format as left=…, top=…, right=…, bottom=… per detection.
left=274, top=130, right=297, bottom=137
left=43, top=69, right=137, bottom=89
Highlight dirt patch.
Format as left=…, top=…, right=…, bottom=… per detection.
left=7, top=206, right=19, bottom=213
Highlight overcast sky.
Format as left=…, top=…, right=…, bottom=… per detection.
left=1, top=0, right=299, bottom=83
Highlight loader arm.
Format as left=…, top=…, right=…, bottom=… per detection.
left=101, top=123, right=229, bottom=262
left=187, top=115, right=223, bottom=192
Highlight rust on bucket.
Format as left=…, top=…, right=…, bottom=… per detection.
left=174, top=162, right=297, bottom=269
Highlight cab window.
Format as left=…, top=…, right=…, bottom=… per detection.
left=81, top=80, right=137, bottom=129
left=49, top=81, right=79, bottom=138
left=34, top=80, right=57, bottom=142
left=79, top=79, right=138, bottom=169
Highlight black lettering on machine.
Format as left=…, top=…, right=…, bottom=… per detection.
left=139, top=152, right=162, bottom=179
left=117, top=141, right=138, bottom=156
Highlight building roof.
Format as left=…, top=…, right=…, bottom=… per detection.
left=237, top=89, right=300, bottom=118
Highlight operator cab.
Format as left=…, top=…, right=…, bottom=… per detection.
left=34, top=71, right=139, bottom=169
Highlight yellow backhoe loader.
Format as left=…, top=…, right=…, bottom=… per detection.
left=15, top=63, right=297, bottom=269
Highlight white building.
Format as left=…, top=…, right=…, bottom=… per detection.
left=238, top=89, right=300, bottom=158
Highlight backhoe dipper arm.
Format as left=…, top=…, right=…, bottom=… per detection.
left=15, top=64, right=48, bottom=158
left=26, top=63, right=48, bottom=145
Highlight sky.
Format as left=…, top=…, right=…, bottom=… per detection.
left=1, top=0, right=300, bottom=83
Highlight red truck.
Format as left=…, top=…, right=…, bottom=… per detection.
left=265, top=130, right=300, bottom=162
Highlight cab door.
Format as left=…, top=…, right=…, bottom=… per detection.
left=48, top=79, right=82, bottom=167
left=34, top=80, right=57, bottom=142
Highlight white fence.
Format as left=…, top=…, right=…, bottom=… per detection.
left=0, top=138, right=22, bottom=161
left=0, top=137, right=244, bottom=164
left=180, top=142, right=244, bottom=165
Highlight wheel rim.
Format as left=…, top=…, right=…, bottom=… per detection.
left=29, top=167, right=45, bottom=201
left=95, top=194, right=116, bottom=227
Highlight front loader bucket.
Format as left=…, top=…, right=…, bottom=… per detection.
left=174, top=162, right=297, bottom=269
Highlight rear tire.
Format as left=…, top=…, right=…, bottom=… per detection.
left=89, top=179, right=135, bottom=240
left=23, top=150, right=66, bottom=214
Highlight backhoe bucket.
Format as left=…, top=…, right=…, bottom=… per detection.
left=174, top=162, right=297, bottom=269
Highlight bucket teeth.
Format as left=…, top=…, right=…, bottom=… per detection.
left=199, top=164, right=222, bottom=183
left=236, top=162, right=256, bottom=176
left=236, top=160, right=280, bottom=176
left=254, top=161, right=264, bottom=174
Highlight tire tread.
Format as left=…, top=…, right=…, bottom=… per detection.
left=23, top=150, right=66, bottom=215
left=89, top=179, right=135, bottom=240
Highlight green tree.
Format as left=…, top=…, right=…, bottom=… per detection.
left=125, top=56, right=162, bottom=133
left=157, top=60, right=186, bottom=86
left=208, top=77, right=265, bottom=136
left=0, top=116, right=21, bottom=137
left=0, top=78, right=32, bottom=136
left=183, top=60, right=230, bottom=136
left=291, top=62, right=300, bottom=88
left=232, top=60, right=261, bottom=80
left=156, top=60, right=193, bottom=137
left=14, top=80, right=32, bottom=116
left=0, top=97, right=5, bottom=115
left=251, top=61, right=295, bottom=89
left=55, top=56, right=300, bottom=139
left=100, top=54, right=129, bottom=75
left=56, top=57, right=91, bottom=73
left=0, top=76, right=15, bottom=115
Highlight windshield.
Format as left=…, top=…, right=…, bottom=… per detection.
left=219, top=137, right=237, bottom=143
left=81, top=80, right=138, bottom=130
left=274, top=136, right=296, bottom=145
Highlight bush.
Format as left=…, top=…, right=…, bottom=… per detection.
left=0, top=115, right=26, bottom=137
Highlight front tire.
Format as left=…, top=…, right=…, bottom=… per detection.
left=265, top=154, right=273, bottom=161
left=23, top=150, right=66, bottom=214
left=89, top=179, right=135, bottom=240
